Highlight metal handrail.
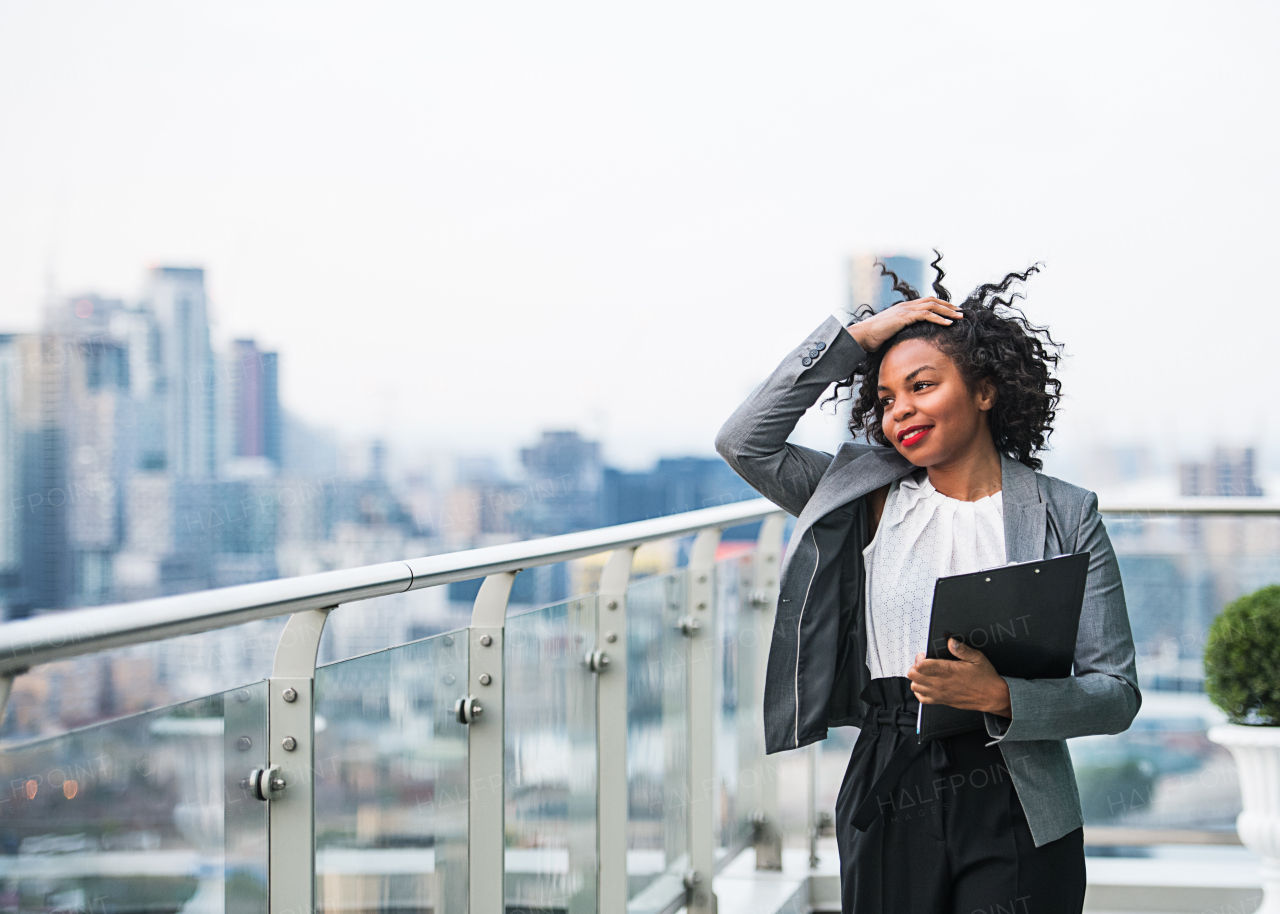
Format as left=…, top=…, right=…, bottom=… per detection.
left=1098, top=497, right=1280, bottom=515
left=0, top=498, right=783, bottom=674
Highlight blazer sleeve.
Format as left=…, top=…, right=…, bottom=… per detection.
left=714, top=315, right=869, bottom=518
left=983, top=491, right=1142, bottom=743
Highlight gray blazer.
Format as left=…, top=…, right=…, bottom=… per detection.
left=714, top=314, right=1141, bottom=847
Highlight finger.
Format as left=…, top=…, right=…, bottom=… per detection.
left=948, top=638, right=981, bottom=662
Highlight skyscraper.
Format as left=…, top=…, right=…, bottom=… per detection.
left=1179, top=448, right=1265, bottom=497
left=16, top=334, right=73, bottom=614
left=229, top=339, right=281, bottom=468
left=0, top=336, right=24, bottom=611
left=32, top=295, right=155, bottom=608
left=518, top=430, right=602, bottom=535
left=845, top=254, right=927, bottom=323
left=144, top=267, right=215, bottom=479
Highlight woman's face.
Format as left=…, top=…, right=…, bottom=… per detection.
left=877, top=338, right=996, bottom=467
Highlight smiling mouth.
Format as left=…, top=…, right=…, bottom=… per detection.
left=898, top=426, right=933, bottom=447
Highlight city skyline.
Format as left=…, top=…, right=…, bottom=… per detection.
left=22, top=256, right=1280, bottom=487
left=0, top=265, right=763, bottom=620
left=1, top=4, right=1276, bottom=472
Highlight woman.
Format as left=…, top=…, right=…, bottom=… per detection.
left=714, top=255, right=1139, bottom=914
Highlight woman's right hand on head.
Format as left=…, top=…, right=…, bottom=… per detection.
left=846, top=297, right=964, bottom=353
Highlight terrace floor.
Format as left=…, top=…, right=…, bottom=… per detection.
left=711, top=841, right=1264, bottom=914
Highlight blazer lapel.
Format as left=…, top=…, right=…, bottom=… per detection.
left=1001, top=454, right=1046, bottom=563
left=793, top=446, right=913, bottom=540
left=784, top=449, right=1046, bottom=568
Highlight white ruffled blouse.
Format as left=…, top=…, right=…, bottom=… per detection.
left=863, top=470, right=1007, bottom=680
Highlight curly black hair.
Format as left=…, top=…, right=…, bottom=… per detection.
left=828, top=250, right=1063, bottom=471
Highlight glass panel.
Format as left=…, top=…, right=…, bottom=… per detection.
left=625, top=570, right=689, bottom=911
left=505, top=597, right=598, bottom=914
left=1059, top=515, right=1240, bottom=832
left=3, top=619, right=290, bottom=738
left=314, top=629, right=470, bottom=914
left=713, top=550, right=755, bottom=858
left=1064, top=512, right=1280, bottom=834
left=0, top=682, right=269, bottom=911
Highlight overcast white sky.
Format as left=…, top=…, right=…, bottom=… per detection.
left=1, top=2, right=1277, bottom=476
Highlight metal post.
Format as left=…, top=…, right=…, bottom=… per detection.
left=750, top=514, right=785, bottom=870
left=268, top=606, right=333, bottom=914
left=685, top=528, right=721, bottom=914
left=596, top=547, right=637, bottom=914
left=468, top=571, right=516, bottom=914
left=808, top=742, right=820, bottom=869
left=0, top=672, right=18, bottom=730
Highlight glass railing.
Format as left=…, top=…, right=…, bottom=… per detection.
left=0, top=684, right=271, bottom=911
left=1066, top=510, right=1280, bottom=843
left=0, top=500, right=786, bottom=914
left=0, top=498, right=1272, bottom=914
left=313, top=630, right=470, bottom=912
left=624, top=570, right=689, bottom=911
left=504, top=597, right=599, bottom=912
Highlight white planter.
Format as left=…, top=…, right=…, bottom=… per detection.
left=1209, top=723, right=1280, bottom=914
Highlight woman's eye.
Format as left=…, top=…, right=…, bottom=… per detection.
left=878, top=397, right=892, bottom=408
left=914, top=381, right=932, bottom=392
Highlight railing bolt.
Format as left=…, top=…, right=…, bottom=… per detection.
left=586, top=650, right=610, bottom=673
left=479, top=673, right=492, bottom=686
left=282, top=688, right=298, bottom=703
left=237, top=736, right=252, bottom=751
left=480, top=634, right=492, bottom=647
left=454, top=696, right=484, bottom=723
left=606, top=599, right=618, bottom=610
left=605, top=631, right=617, bottom=643
left=282, top=737, right=297, bottom=752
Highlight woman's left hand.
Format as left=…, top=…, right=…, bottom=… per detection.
left=907, top=638, right=1012, bottom=717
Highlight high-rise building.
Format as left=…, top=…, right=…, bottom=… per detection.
left=144, top=267, right=215, bottom=479
left=228, top=339, right=281, bottom=468
left=42, top=295, right=165, bottom=607
left=599, top=456, right=752, bottom=526
left=518, top=430, right=603, bottom=535
left=15, top=334, right=73, bottom=614
left=845, top=254, right=927, bottom=323
left=0, top=336, right=24, bottom=611
left=1179, top=447, right=1265, bottom=497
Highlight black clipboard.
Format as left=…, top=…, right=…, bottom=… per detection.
left=917, top=552, right=1090, bottom=743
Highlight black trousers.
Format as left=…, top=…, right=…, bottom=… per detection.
left=835, top=678, right=1086, bottom=914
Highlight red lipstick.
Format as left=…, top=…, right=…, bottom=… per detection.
left=897, top=425, right=933, bottom=448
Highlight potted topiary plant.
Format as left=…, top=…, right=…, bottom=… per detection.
left=1205, top=583, right=1280, bottom=914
